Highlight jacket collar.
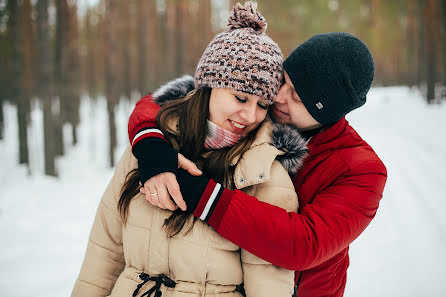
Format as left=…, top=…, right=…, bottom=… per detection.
left=233, top=117, right=309, bottom=189
left=306, top=117, right=348, bottom=156
left=232, top=118, right=284, bottom=189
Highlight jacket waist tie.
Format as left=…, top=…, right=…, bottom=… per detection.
left=132, top=273, right=176, bottom=297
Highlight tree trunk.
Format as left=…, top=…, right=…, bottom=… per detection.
left=165, top=0, right=177, bottom=79
left=175, top=0, right=188, bottom=75
left=105, top=0, right=120, bottom=167
left=441, top=0, right=446, bottom=96
left=65, top=2, right=80, bottom=146
left=136, top=0, right=157, bottom=95
left=407, top=0, right=418, bottom=86
left=21, top=0, right=34, bottom=108
left=43, top=99, right=56, bottom=175
left=54, top=0, right=71, bottom=157
left=107, top=103, right=117, bottom=167
left=425, top=0, right=436, bottom=103
left=11, top=0, right=30, bottom=167
left=85, top=10, right=99, bottom=100
left=0, top=101, right=3, bottom=140
left=199, top=0, right=213, bottom=48
left=417, top=0, right=425, bottom=88
left=37, top=0, right=57, bottom=176
left=122, top=0, right=132, bottom=100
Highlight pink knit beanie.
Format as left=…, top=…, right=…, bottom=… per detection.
left=195, top=1, right=283, bottom=105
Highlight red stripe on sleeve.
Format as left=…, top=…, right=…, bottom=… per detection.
left=207, top=188, right=234, bottom=230
left=193, top=179, right=218, bottom=218
left=131, top=132, right=167, bottom=150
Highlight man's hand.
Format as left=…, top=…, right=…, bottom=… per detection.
left=140, top=153, right=202, bottom=211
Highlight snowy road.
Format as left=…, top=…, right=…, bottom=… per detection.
left=0, top=87, right=445, bottom=297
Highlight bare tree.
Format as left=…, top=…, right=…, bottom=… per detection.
left=37, top=0, right=57, bottom=176
left=407, top=0, right=418, bottom=86
left=441, top=0, right=446, bottom=96
left=175, top=0, right=188, bottom=75
left=104, top=0, right=120, bottom=166
left=54, top=0, right=74, bottom=157
left=64, top=2, right=81, bottom=145
left=136, top=0, right=158, bottom=94
left=10, top=0, right=30, bottom=168
left=120, top=0, right=132, bottom=100
left=165, top=0, right=178, bottom=79
left=0, top=98, right=3, bottom=140
left=425, top=0, right=437, bottom=103
left=417, top=0, right=425, bottom=88
left=84, top=9, right=101, bottom=100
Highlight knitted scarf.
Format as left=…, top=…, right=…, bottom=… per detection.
left=204, top=120, right=244, bottom=149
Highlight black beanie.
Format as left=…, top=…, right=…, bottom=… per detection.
left=283, top=32, right=374, bottom=125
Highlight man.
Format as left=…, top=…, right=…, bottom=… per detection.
left=128, top=33, right=387, bottom=297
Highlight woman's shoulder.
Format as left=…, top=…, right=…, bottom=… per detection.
left=233, top=119, right=308, bottom=189
left=256, top=160, right=298, bottom=212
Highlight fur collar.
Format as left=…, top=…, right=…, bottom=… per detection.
left=151, top=76, right=308, bottom=174
left=152, top=75, right=195, bottom=105
left=271, top=123, right=308, bottom=174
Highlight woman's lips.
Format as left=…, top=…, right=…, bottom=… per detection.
left=228, top=120, right=247, bottom=134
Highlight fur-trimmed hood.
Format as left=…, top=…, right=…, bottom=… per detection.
left=152, top=75, right=195, bottom=105
left=151, top=76, right=308, bottom=175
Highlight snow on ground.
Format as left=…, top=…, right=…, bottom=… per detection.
left=0, top=87, right=445, bottom=297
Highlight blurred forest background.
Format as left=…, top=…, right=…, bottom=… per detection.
left=1, top=0, right=445, bottom=177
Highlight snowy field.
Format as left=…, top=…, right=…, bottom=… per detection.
left=0, top=87, right=445, bottom=297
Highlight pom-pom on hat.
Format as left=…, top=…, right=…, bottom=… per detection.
left=195, top=1, right=283, bottom=105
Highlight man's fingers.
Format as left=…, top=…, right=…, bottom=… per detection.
left=155, top=183, right=177, bottom=211
left=144, top=182, right=157, bottom=205
left=166, top=178, right=187, bottom=211
left=178, top=153, right=202, bottom=176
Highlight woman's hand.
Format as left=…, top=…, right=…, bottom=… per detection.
left=140, top=153, right=202, bottom=211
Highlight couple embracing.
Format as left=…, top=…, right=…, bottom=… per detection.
left=72, top=2, right=387, bottom=297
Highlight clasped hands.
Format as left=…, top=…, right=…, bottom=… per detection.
left=139, top=153, right=202, bottom=211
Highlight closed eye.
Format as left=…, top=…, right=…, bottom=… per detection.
left=235, top=95, right=247, bottom=103
left=257, top=102, right=268, bottom=110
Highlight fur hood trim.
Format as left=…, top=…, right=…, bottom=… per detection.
left=271, top=123, right=309, bottom=174
left=152, top=76, right=308, bottom=174
left=152, top=75, right=195, bottom=105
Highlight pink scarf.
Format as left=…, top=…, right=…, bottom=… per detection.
left=204, top=120, right=244, bottom=149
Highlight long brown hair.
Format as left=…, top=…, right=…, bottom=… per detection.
left=118, top=88, right=258, bottom=236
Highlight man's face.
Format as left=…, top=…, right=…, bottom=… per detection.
left=271, top=71, right=322, bottom=131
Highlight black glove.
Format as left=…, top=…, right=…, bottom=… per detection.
left=175, top=168, right=211, bottom=213
left=133, top=138, right=178, bottom=185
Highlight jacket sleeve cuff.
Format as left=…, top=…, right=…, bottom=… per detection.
left=131, top=125, right=167, bottom=150
left=192, top=179, right=234, bottom=226
left=134, top=138, right=178, bottom=185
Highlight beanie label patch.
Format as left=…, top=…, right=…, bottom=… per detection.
left=316, top=102, right=324, bottom=109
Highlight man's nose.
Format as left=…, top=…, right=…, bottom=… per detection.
left=274, top=85, right=287, bottom=103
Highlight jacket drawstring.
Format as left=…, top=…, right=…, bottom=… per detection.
left=133, top=273, right=176, bottom=297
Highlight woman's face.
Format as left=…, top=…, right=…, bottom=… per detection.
left=209, top=88, right=269, bottom=136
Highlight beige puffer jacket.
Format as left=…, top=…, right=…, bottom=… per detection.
left=71, top=118, right=304, bottom=297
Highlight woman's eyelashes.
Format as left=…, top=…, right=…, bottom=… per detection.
left=235, top=95, right=268, bottom=110
left=257, top=102, right=268, bottom=110
left=235, top=95, right=246, bottom=103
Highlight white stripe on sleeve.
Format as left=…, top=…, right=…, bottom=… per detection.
left=199, top=183, right=222, bottom=220
left=132, top=128, right=164, bottom=146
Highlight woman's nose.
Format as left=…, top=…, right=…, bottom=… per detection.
left=240, top=103, right=256, bottom=124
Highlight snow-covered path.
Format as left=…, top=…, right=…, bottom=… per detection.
left=0, top=87, right=445, bottom=297
left=345, top=88, right=446, bottom=296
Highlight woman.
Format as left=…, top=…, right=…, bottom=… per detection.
left=71, top=2, right=307, bottom=297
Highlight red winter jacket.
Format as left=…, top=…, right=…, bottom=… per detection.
left=128, top=94, right=387, bottom=297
